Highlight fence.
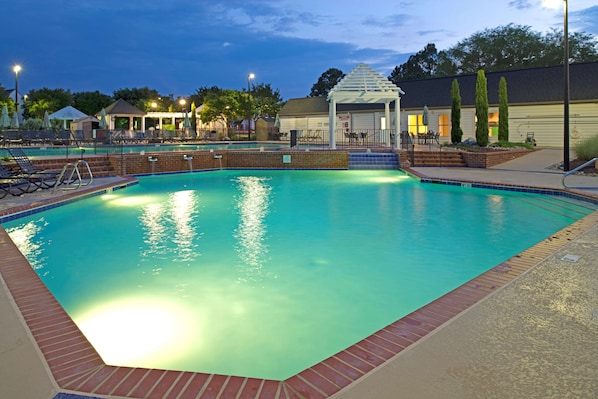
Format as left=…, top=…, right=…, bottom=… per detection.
left=286, top=129, right=399, bottom=149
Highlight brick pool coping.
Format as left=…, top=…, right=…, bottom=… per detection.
left=1, top=177, right=597, bottom=399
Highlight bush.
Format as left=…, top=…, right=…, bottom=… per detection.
left=573, top=135, right=598, bottom=161
left=20, top=118, right=43, bottom=130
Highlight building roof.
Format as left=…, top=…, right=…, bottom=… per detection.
left=398, top=61, right=598, bottom=109
left=105, top=98, right=145, bottom=115
left=48, top=106, right=87, bottom=121
left=279, top=97, right=396, bottom=116
left=328, top=63, right=403, bottom=104
left=280, top=62, right=598, bottom=114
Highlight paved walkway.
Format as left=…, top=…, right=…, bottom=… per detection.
left=1, top=150, right=597, bottom=398
left=410, top=148, right=598, bottom=196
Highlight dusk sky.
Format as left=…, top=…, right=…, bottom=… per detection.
left=3, top=0, right=598, bottom=101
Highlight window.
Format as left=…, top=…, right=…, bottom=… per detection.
left=438, top=114, right=449, bottom=137
left=408, top=114, right=426, bottom=134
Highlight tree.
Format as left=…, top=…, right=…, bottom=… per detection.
left=199, top=89, right=245, bottom=135
left=475, top=70, right=489, bottom=146
left=73, top=91, right=113, bottom=115
left=112, top=87, right=162, bottom=111
left=190, top=101, right=197, bottom=134
left=498, top=77, right=509, bottom=142
left=189, top=86, right=221, bottom=107
left=25, top=88, right=73, bottom=119
left=309, top=68, right=345, bottom=97
left=450, top=79, right=462, bottom=144
left=390, top=24, right=598, bottom=78
left=0, top=82, right=16, bottom=113
left=248, top=82, right=284, bottom=117
left=388, top=43, right=438, bottom=83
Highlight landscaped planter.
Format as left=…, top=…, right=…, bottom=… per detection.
left=461, top=149, right=531, bottom=168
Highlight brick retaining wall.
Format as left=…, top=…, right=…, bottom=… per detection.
left=461, top=149, right=531, bottom=168
left=107, top=150, right=350, bottom=175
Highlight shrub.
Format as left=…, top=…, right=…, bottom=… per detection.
left=573, top=135, right=598, bottom=161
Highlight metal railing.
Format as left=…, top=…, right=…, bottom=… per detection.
left=286, top=129, right=399, bottom=149
left=562, top=158, right=598, bottom=189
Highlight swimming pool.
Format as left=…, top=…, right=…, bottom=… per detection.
left=0, top=142, right=284, bottom=158
left=4, top=170, right=597, bottom=380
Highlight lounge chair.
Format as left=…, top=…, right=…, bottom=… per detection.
left=0, top=163, right=34, bottom=198
left=7, top=148, right=62, bottom=189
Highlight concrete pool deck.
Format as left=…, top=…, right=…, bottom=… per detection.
left=1, top=148, right=597, bottom=398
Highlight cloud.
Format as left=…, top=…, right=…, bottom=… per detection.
left=508, top=0, right=534, bottom=11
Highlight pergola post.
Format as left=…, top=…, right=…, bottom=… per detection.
left=329, top=98, right=337, bottom=149
left=394, top=98, right=400, bottom=150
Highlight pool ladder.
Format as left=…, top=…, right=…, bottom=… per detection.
left=562, top=157, right=598, bottom=189
left=52, top=160, right=94, bottom=193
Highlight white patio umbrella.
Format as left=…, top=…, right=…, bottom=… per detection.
left=99, top=108, right=108, bottom=128
left=42, top=110, right=51, bottom=129
left=10, top=111, right=19, bottom=129
left=0, top=106, right=10, bottom=128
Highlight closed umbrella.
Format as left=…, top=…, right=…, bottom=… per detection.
left=42, top=110, right=51, bottom=129
left=422, top=105, right=429, bottom=128
left=10, top=111, right=19, bottom=129
left=0, top=106, right=10, bottom=128
left=183, top=111, right=191, bottom=128
left=274, top=113, right=280, bottom=128
left=99, top=108, right=108, bottom=128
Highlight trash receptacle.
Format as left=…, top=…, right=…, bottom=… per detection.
left=290, top=130, right=298, bottom=147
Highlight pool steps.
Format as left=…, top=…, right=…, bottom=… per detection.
left=348, top=152, right=399, bottom=170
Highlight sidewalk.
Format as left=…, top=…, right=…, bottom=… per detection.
left=410, top=148, right=598, bottom=197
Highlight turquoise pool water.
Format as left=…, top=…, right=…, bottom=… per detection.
left=0, top=142, right=283, bottom=158
left=4, top=170, right=597, bottom=379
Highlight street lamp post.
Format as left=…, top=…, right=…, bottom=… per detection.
left=562, top=0, right=570, bottom=171
left=13, top=65, right=21, bottom=113
left=247, top=73, right=255, bottom=140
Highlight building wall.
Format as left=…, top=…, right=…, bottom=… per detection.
left=281, top=103, right=596, bottom=147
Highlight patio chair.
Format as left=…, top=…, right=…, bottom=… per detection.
left=7, top=147, right=62, bottom=189
left=0, top=163, right=35, bottom=198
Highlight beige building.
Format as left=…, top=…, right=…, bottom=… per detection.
left=278, top=62, right=598, bottom=148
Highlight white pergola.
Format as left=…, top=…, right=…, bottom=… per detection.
left=327, top=63, right=405, bottom=149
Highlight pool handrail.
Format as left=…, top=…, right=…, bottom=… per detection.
left=562, top=157, right=598, bottom=189
left=52, top=159, right=94, bottom=193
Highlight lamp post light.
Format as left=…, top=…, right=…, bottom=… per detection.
left=562, top=0, right=570, bottom=171
left=247, top=73, right=255, bottom=140
left=13, top=64, right=21, bottom=113
left=545, top=0, right=570, bottom=170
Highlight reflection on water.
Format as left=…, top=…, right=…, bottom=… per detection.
left=139, top=190, right=200, bottom=264
left=6, top=219, right=47, bottom=272
left=233, top=176, right=272, bottom=283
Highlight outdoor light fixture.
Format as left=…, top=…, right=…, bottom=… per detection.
left=544, top=0, right=570, bottom=171
left=13, top=64, right=21, bottom=113
left=247, top=73, right=255, bottom=140
left=562, top=0, right=570, bottom=171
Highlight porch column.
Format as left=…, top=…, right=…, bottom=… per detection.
left=384, top=101, right=390, bottom=127
left=141, top=116, right=146, bottom=131
left=329, top=97, right=336, bottom=149
left=394, top=98, right=401, bottom=150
